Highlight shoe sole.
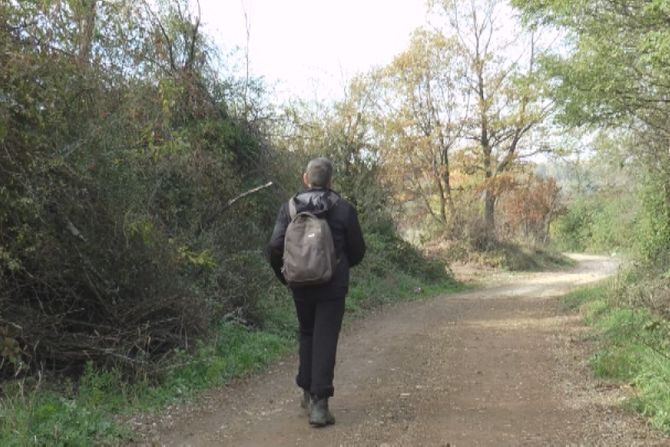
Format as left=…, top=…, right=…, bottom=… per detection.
left=309, top=419, right=335, bottom=427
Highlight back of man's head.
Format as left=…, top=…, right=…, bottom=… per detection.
left=305, top=157, right=333, bottom=188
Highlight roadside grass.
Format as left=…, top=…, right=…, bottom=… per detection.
left=0, top=322, right=293, bottom=446
left=0, top=380, right=130, bottom=447
left=486, top=243, right=575, bottom=271
left=563, top=282, right=670, bottom=433
left=0, top=236, right=460, bottom=445
left=446, top=239, right=575, bottom=272
left=346, top=270, right=462, bottom=315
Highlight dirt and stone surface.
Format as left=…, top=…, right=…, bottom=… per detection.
left=131, top=254, right=670, bottom=446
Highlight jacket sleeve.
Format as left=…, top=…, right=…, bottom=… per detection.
left=267, top=203, right=289, bottom=284
left=345, top=205, right=366, bottom=267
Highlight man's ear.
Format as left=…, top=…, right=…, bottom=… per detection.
left=302, top=173, right=310, bottom=187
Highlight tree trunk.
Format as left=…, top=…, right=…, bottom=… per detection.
left=78, top=0, right=97, bottom=66
left=482, top=138, right=495, bottom=239
left=434, top=172, right=448, bottom=224
left=442, top=153, right=455, bottom=215
left=484, top=188, right=496, bottom=236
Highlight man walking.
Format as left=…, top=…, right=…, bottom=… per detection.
left=268, top=157, right=366, bottom=427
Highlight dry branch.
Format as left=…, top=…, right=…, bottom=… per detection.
left=222, top=181, right=273, bottom=211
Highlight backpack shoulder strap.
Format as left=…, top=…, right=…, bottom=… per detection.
left=325, top=192, right=340, bottom=216
left=288, top=197, right=297, bottom=220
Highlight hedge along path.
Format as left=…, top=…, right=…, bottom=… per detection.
left=131, top=254, right=668, bottom=446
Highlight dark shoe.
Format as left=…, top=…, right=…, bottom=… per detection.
left=300, top=389, right=311, bottom=410
left=309, top=397, right=335, bottom=427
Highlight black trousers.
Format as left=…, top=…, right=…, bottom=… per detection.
left=293, top=296, right=346, bottom=398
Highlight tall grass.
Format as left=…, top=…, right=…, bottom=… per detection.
left=564, top=282, right=670, bottom=432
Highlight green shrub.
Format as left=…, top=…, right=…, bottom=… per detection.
left=551, top=193, right=636, bottom=253
left=564, top=282, right=670, bottom=433
left=634, top=180, right=670, bottom=265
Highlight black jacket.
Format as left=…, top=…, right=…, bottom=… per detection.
left=267, top=188, right=366, bottom=300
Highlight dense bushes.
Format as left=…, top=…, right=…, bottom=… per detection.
left=550, top=170, right=670, bottom=267
left=551, top=197, right=606, bottom=252
left=635, top=180, right=670, bottom=268
left=0, top=0, right=284, bottom=379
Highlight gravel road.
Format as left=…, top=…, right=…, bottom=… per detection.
left=133, top=254, right=669, bottom=446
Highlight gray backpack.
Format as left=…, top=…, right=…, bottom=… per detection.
left=281, top=197, right=338, bottom=287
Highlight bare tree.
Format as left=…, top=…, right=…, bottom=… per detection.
left=430, top=0, right=553, bottom=237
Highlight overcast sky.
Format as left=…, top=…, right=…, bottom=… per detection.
left=197, top=0, right=428, bottom=102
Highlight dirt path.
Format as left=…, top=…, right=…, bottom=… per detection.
left=136, top=254, right=669, bottom=446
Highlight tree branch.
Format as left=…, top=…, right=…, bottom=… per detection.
left=222, top=181, right=273, bottom=212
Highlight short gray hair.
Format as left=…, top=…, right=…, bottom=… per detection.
left=305, top=157, right=333, bottom=187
